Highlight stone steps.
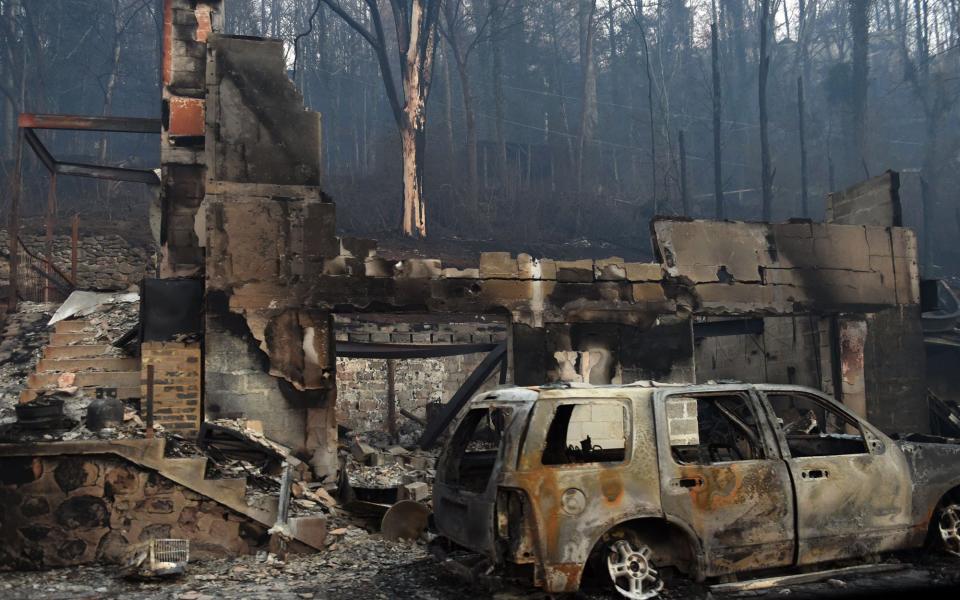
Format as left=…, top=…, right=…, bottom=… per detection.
left=54, top=319, right=91, bottom=334
left=27, top=370, right=140, bottom=390
left=21, top=318, right=142, bottom=405
left=19, top=386, right=140, bottom=404
left=36, top=357, right=139, bottom=373
left=43, top=345, right=116, bottom=359
left=50, top=332, right=94, bottom=345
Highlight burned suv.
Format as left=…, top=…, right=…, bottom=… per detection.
left=434, top=382, right=960, bottom=599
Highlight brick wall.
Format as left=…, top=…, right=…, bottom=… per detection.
left=141, top=341, right=202, bottom=436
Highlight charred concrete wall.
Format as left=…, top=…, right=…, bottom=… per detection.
left=695, top=316, right=829, bottom=389
left=862, top=307, right=928, bottom=433
left=0, top=455, right=267, bottom=570
left=826, top=171, right=902, bottom=227
left=653, top=219, right=919, bottom=315
left=656, top=216, right=926, bottom=433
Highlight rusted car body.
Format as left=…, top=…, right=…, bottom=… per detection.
left=433, top=382, right=960, bottom=597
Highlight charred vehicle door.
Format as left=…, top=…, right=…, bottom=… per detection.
left=654, top=386, right=795, bottom=575
left=434, top=400, right=533, bottom=558
left=510, top=395, right=641, bottom=591
left=757, top=387, right=914, bottom=565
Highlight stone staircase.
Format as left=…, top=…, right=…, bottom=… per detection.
left=1, top=437, right=327, bottom=551
left=19, top=318, right=141, bottom=404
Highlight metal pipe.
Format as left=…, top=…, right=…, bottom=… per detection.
left=45, top=174, right=57, bottom=302
left=146, top=364, right=155, bottom=439
left=387, top=359, right=397, bottom=443
left=71, top=214, right=79, bottom=286
left=7, top=128, right=23, bottom=312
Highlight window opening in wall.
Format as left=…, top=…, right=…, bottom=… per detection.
left=542, top=402, right=627, bottom=465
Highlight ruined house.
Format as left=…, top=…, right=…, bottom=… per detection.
left=0, top=0, right=930, bottom=569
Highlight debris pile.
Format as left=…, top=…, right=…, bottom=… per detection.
left=0, top=302, right=56, bottom=423
left=48, top=290, right=140, bottom=345
left=342, top=437, right=437, bottom=506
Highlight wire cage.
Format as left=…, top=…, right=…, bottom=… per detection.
left=149, top=539, right=190, bottom=567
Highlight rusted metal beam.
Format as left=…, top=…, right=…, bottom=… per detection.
left=18, top=113, right=161, bottom=134
left=23, top=128, right=56, bottom=173
left=54, top=161, right=160, bottom=185
left=45, top=174, right=57, bottom=302
left=7, top=128, right=23, bottom=312
left=336, top=341, right=498, bottom=359
left=387, top=359, right=397, bottom=443
left=71, top=214, right=79, bottom=286
left=417, top=341, right=508, bottom=449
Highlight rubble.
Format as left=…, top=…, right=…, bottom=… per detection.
left=0, top=302, right=56, bottom=424
left=0, top=541, right=957, bottom=599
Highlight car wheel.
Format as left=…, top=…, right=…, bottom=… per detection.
left=936, top=502, right=960, bottom=557
left=605, top=536, right=664, bottom=600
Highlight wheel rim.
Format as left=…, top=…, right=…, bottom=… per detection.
left=938, top=503, right=960, bottom=557
left=606, top=539, right=664, bottom=600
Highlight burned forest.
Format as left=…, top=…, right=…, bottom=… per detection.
left=2, top=1, right=960, bottom=600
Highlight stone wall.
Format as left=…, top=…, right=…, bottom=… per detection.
left=335, top=316, right=507, bottom=432
left=0, top=455, right=267, bottom=570
left=0, top=230, right=152, bottom=291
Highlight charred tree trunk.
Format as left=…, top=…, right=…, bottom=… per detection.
left=850, top=0, right=870, bottom=173
left=577, top=0, right=598, bottom=197
left=452, top=49, right=479, bottom=209
left=798, top=77, right=810, bottom=218
left=711, top=19, right=724, bottom=219
left=759, top=0, right=773, bottom=221
left=679, top=129, right=688, bottom=216
left=490, top=0, right=507, bottom=188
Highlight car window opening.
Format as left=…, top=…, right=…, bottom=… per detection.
left=766, top=393, right=868, bottom=457
left=668, top=394, right=765, bottom=464
left=542, top=403, right=627, bottom=465
left=444, top=406, right=513, bottom=493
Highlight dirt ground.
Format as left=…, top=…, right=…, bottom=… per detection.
left=1, top=530, right=958, bottom=600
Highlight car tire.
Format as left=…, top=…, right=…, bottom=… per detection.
left=934, top=501, right=960, bottom=557
left=598, top=529, right=665, bottom=600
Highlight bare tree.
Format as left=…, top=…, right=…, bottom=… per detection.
left=759, top=0, right=774, bottom=221
left=321, top=0, right=442, bottom=238
left=850, top=0, right=870, bottom=174
left=711, top=12, right=723, bottom=219
left=440, top=0, right=506, bottom=213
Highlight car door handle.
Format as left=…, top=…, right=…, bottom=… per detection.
left=672, top=477, right=704, bottom=489
left=800, top=469, right=829, bottom=480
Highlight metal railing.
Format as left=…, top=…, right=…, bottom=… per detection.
left=11, top=236, right=75, bottom=303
